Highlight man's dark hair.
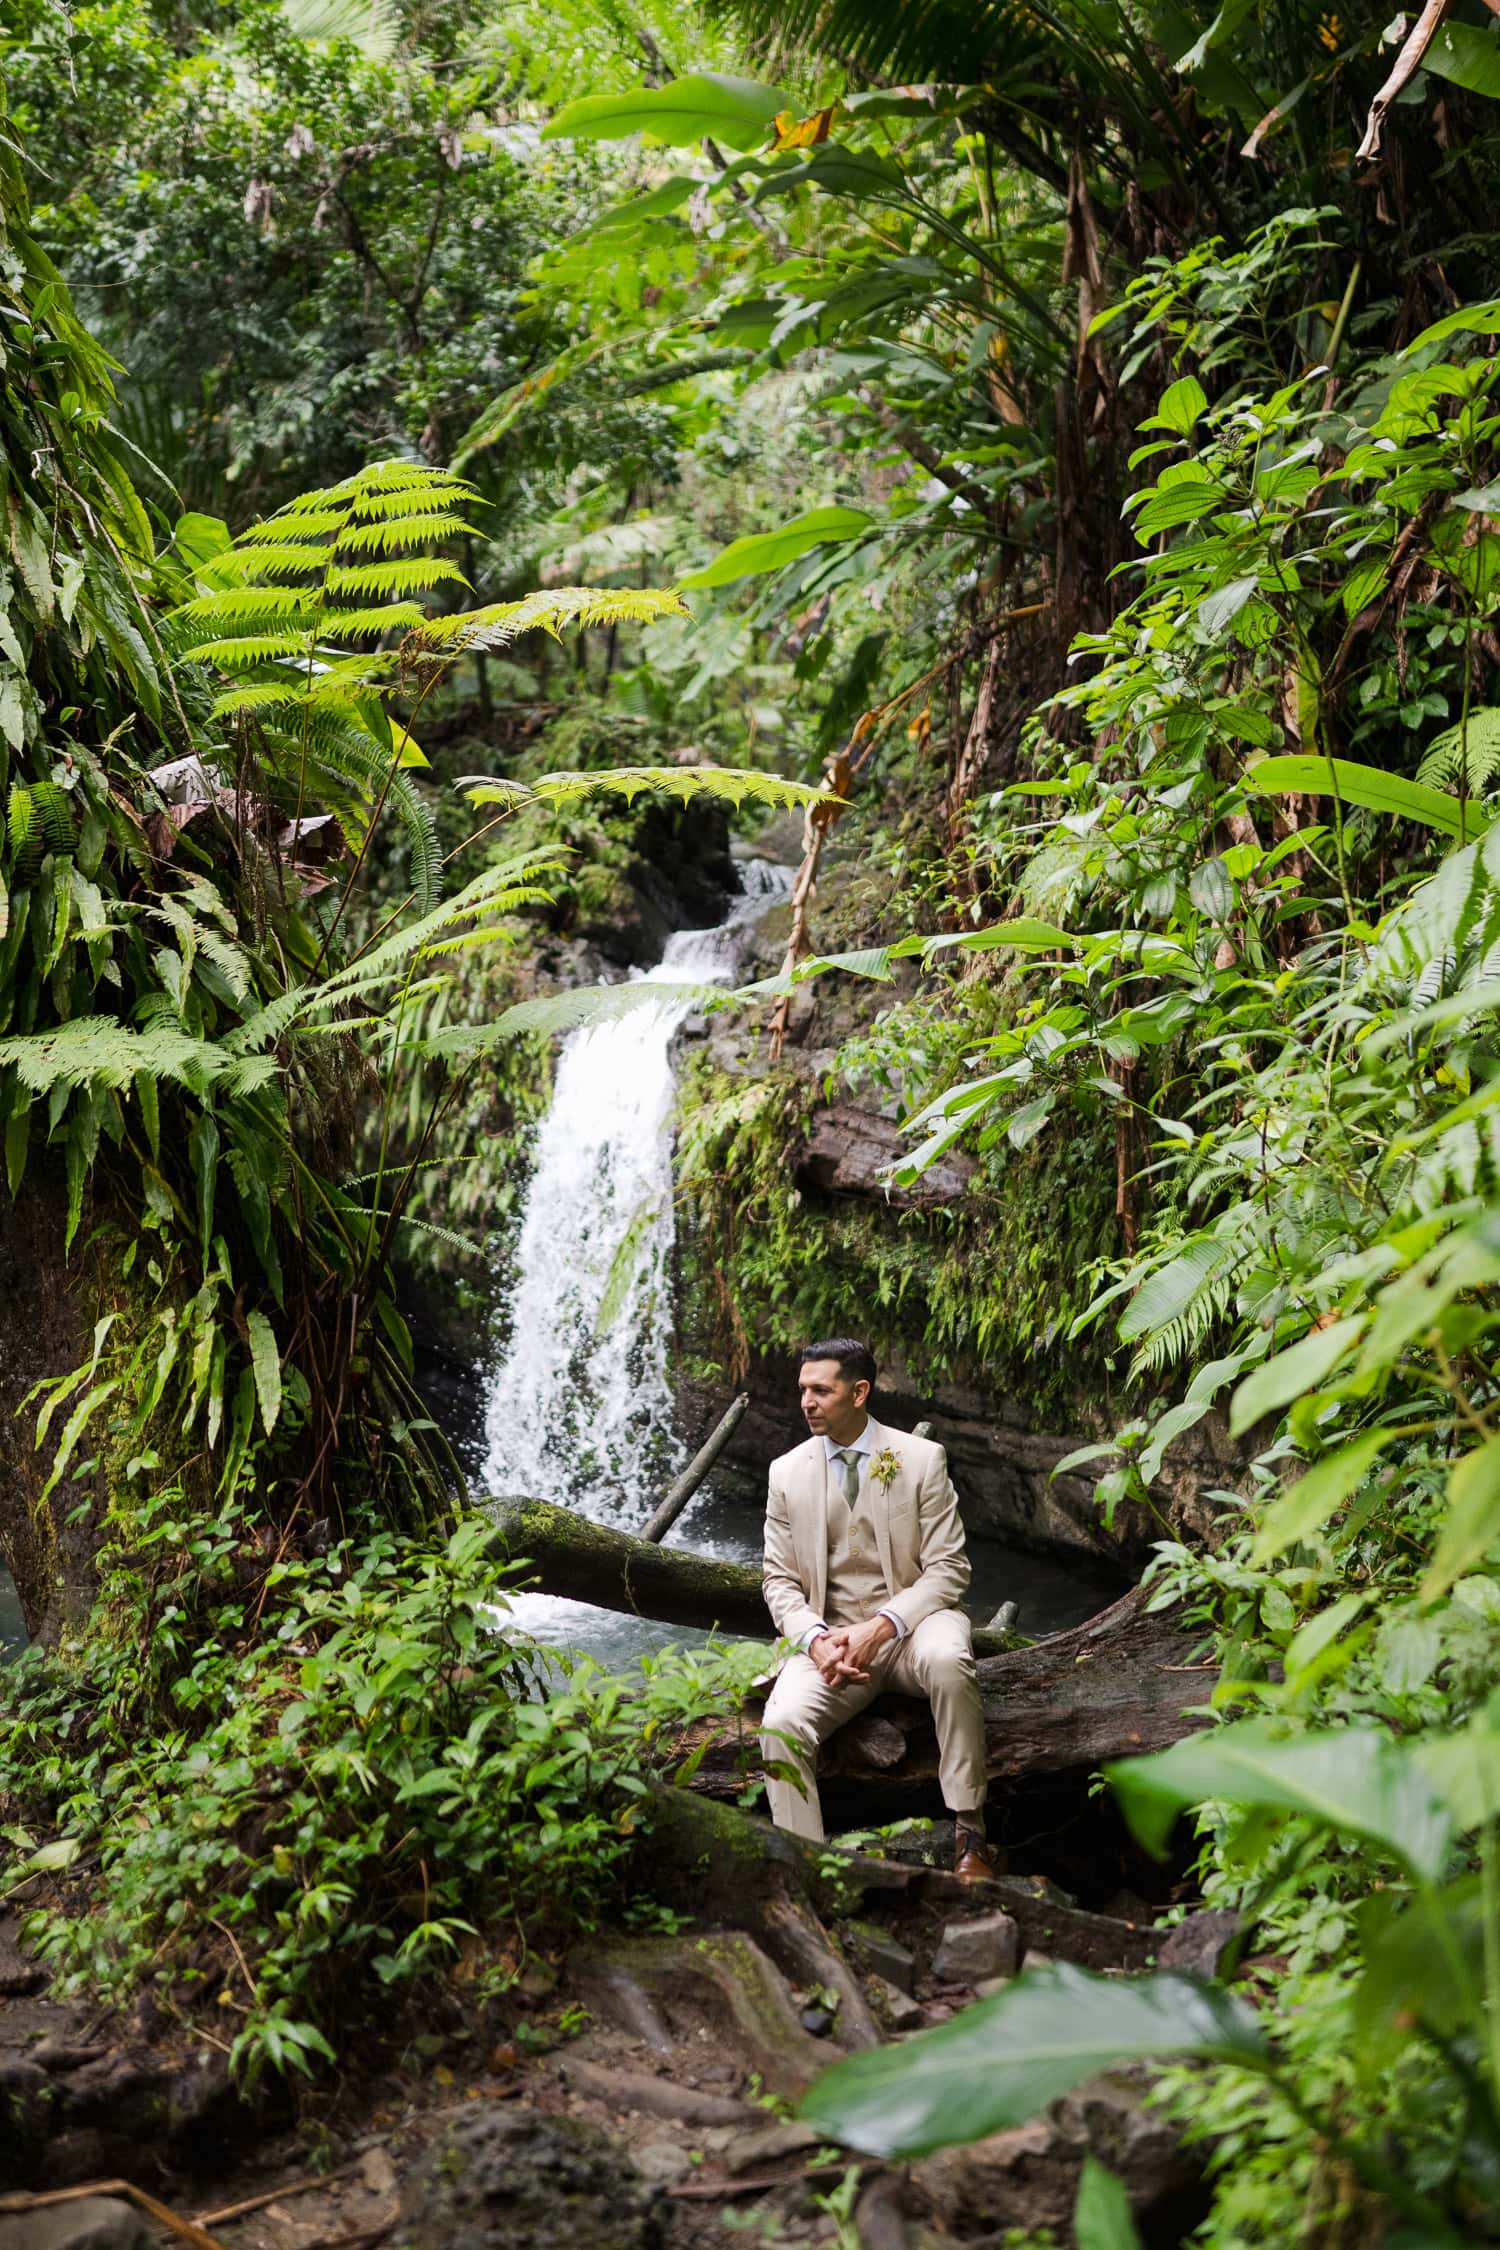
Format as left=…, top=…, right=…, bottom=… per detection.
left=798, top=1337, right=877, bottom=1388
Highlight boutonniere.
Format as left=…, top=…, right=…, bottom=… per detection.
left=871, top=1446, right=901, bottom=1491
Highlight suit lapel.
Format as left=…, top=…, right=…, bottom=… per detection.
left=862, top=1417, right=900, bottom=1594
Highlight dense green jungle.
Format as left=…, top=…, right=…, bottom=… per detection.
left=14, top=0, right=1500, bottom=2244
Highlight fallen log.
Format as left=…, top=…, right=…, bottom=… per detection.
left=680, top=1585, right=1211, bottom=1804
left=488, top=1495, right=772, bottom=1639
left=487, top=1498, right=1207, bottom=1789
left=484, top=1495, right=1020, bottom=1658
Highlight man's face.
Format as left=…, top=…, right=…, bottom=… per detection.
left=799, top=1358, right=870, bottom=1440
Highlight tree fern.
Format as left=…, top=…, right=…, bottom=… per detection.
left=1417, top=707, right=1500, bottom=795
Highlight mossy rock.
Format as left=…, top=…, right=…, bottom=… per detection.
left=399, top=2106, right=664, bottom=2250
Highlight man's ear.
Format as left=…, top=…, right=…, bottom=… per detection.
left=852, top=1378, right=872, bottom=1411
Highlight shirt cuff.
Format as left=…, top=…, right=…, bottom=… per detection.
left=801, top=1622, right=830, bottom=1650
left=877, top=1607, right=907, bottom=1641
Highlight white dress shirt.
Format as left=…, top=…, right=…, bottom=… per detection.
left=801, top=1421, right=909, bottom=1652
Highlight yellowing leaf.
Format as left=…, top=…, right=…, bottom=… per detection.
left=769, top=103, right=842, bottom=151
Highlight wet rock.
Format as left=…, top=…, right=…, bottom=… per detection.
left=931, top=1913, right=1021, bottom=1985
left=1156, top=1909, right=1240, bottom=1979
left=915, top=2062, right=1198, bottom=2239
left=799, top=2004, right=834, bottom=2037
left=795, top=1103, right=976, bottom=1211
left=402, top=2105, right=665, bottom=2250
left=0, top=2197, right=150, bottom=2250
left=632, top=2141, right=693, bottom=2187
left=867, top=1974, right=924, bottom=2033
left=845, top=1921, right=916, bottom=1994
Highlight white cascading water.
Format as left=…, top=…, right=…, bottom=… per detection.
left=481, top=860, right=790, bottom=1552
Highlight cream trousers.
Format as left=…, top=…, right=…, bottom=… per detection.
left=759, top=1608, right=987, bottom=1842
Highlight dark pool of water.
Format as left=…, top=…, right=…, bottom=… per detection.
left=498, top=1481, right=1124, bottom=1669
left=0, top=1563, right=27, bottom=1659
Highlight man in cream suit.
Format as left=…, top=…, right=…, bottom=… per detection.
left=760, top=1337, right=994, bottom=1879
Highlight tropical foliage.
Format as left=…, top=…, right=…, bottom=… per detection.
left=18, top=0, right=1500, bottom=2233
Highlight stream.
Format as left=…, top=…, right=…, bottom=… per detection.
left=478, top=857, right=1118, bottom=1667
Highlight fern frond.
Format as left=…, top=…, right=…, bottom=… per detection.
left=416, top=586, right=687, bottom=655
left=214, top=542, right=341, bottom=580
left=189, top=633, right=324, bottom=667
left=457, top=764, right=834, bottom=814
left=1417, top=707, right=1500, bottom=793
left=0, top=1017, right=280, bottom=1096
left=326, top=558, right=468, bottom=597
left=177, top=588, right=311, bottom=625
left=335, top=513, right=475, bottom=555
left=318, top=601, right=427, bottom=640
left=417, top=980, right=718, bottom=1056
left=236, top=510, right=349, bottom=545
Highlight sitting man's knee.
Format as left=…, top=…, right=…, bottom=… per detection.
left=927, top=1650, right=977, bottom=1692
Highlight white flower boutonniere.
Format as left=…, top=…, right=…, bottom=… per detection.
left=871, top=1445, right=901, bottom=1491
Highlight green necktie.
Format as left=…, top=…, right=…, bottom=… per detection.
left=833, top=1448, right=861, bottom=1506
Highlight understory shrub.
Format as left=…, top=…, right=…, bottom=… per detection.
left=0, top=1515, right=764, bottom=2085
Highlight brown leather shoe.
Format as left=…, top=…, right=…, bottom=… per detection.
left=953, top=1827, right=996, bottom=1882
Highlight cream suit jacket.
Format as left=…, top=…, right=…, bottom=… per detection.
left=761, top=1416, right=971, bottom=1647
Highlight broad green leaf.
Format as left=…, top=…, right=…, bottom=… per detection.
left=591, top=177, right=698, bottom=230
left=751, top=146, right=909, bottom=203
left=1416, top=1714, right=1500, bottom=1829
left=1354, top=1879, right=1485, bottom=2065
left=246, top=1307, right=283, bottom=1436
left=1075, top=2157, right=1145, bottom=2250
left=1229, top=1314, right=1365, bottom=1437
left=1134, top=483, right=1226, bottom=537
left=1283, top=1590, right=1368, bottom=1680
left=1107, top=1720, right=1453, bottom=1882
left=1189, top=855, right=1233, bottom=920
left=1244, top=757, right=1475, bottom=838
left=1422, top=1436, right=1500, bottom=1604
left=541, top=74, right=786, bottom=154
left=1250, top=1430, right=1394, bottom=1561
left=1006, top=1091, right=1055, bottom=1149
left=1408, top=299, right=1500, bottom=355
left=680, top=507, right=874, bottom=588
left=918, top=916, right=1074, bottom=958
left=1197, top=574, right=1258, bottom=638
left=1422, top=21, right=1500, bottom=105
left=1138, top=1398, right=1210, bottom=1483
left=798, top=1964, right=1265, bottom=2158
left=1149, top=375, right=1208, bottom=435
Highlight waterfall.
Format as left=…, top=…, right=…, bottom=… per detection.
left=480, top=859, right=790, bottom=1529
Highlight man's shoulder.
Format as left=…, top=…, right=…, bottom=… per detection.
left=871, top=1421, right=946, bottom=1476
left=770, top=1435, right=823, bottom=1481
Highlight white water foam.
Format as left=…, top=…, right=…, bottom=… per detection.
left=480, top=859, right=790, bottom=1537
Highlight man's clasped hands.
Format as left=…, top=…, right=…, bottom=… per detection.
left=808, top=1613, right=896, bottom=1684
